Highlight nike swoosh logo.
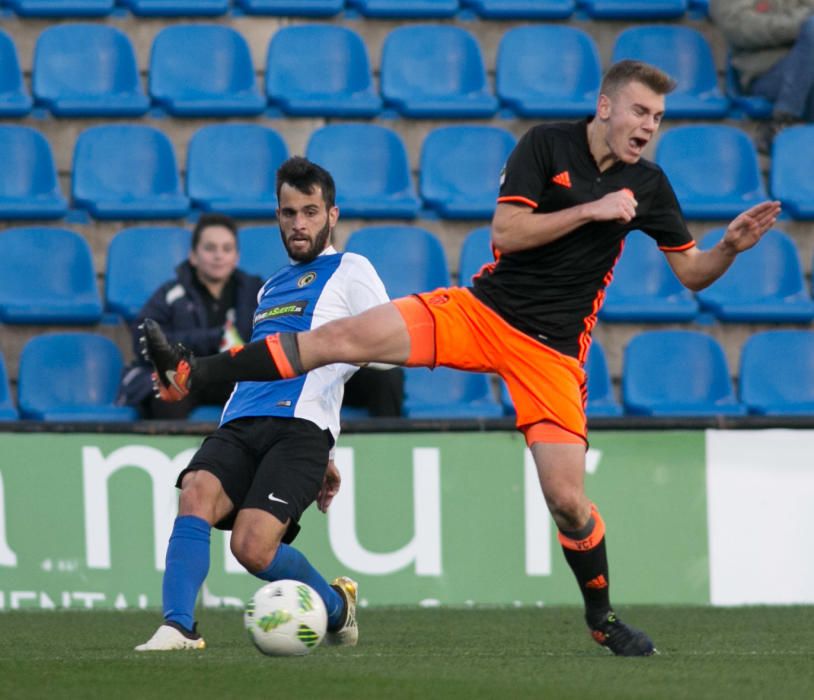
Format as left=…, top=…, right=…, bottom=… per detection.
left=268, top=493, right=288, bottom=505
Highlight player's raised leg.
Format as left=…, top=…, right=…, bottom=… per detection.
left=142, top=302, right=415, bottom=401
left=531, top=438, right=656, bottom=657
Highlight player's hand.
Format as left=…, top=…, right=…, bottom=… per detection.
left=316, top=460, right=341, bottom=513
left=589, top=188, right=638, bottom=223
left=720, top=200, right=781, bottom=254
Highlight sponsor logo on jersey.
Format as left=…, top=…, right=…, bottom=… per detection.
left=253, top=300, right=307, bottom=325
left=297, top=271, right=317, bottom=288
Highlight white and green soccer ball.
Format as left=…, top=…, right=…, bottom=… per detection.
left=244, top=580, right=328, bottom=656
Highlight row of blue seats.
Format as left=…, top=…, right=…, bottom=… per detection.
left=4, top=120, right=814, bottom=221
left=1, top=0, right=708, bottom=19
left=1, top=327, right=810, bottom=422
left=1, top=222, right=813, bottom=326
left=1, top=23, right=744, bottom=120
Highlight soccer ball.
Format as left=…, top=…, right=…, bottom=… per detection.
left=244, top=580, right=328, bottom=656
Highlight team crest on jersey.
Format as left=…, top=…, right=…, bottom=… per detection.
left=297, top=272, right=317, bottom=288
left=253, top=300, right=307, bottom=325
left=427, top=293, right=450, bottom=306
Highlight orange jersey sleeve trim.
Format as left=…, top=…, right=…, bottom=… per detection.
left=659, top=240, right=697, bottom=252
left=497, top=195, right=538, bottom=209
left=265, top=334, right=297, bottom=379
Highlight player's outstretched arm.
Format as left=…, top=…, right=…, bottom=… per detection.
left=664, top=200, right=781, bottom=292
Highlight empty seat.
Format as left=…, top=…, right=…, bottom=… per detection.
left=771, top=125, right=814, bottom=218
left=0, top=30, right=31, bottom=116
left=235, top=0, right=343, bottom=14
left=17, top=333, right=137, bottom=421
left=381, top=25, right=498, bottom=118
left=266, top=25, right=381, bottom=117
left=611, top=26, right=728, bottom=118
left=457, top=226, right=494, bottom=285
left=238, top=226, right=289, bottom=280
left=599, top=230, right=698, bottom=322
left=420, top=126, right=516, bottom=219
left=7, top=0, right=114, bottom=16
left=583, top=340, right=622, bottom=417
left=579, top=0, right=687, bottom=19
left=72, top=125, right=190, bottom=219
left=105, top=226, right=191, bottom=321
left=497, top=25, right=600, bottom=118
left=306, top=124, right=420, bottom=218
left=0, top=353, right=18, bottom=421
left=403, top=367, right=503, bottom=419
left=120, top=0, right=228, bottom=15
left=187, top=405, right=224, bottom=422
left=0, top=126, right=67, bottom=219
left=343, top=226, right=450, bottom=299
left=740, top=330, right=814, bottom=415
left=0, top=227, right=102, bottom=324
left=187, top=124, right=289, bottom=217
left=696, top=228, right=814, bottom=322
left=33, top=24, right=149, bottom=117
left=622, top=330, right=745, bottom=416
left=463, top=0, right=574, bottom=18
left=149, top=25, right=264, bottom=116
left=655, top=125, right=766, bottom=219
left=347, top=0, right=459, bottom=17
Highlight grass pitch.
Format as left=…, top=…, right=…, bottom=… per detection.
left=1, top=606, right=813, bottom=700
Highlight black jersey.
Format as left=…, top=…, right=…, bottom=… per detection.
left=470, top=118, right=695, bottom=361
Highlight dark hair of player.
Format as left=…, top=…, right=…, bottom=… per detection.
left=276, top=156, right=336, bottom=210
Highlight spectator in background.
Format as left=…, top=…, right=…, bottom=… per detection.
left=118, top=213, right=264, bottom=419
left=710, top=0, right=814, bottom=153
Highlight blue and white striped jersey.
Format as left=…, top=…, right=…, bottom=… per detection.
left=220, top=246, right=389, bottom=440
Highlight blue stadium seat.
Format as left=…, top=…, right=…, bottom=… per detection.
left=17, top=333, right=137, bottom=421
left=149, top=25, right=264, bottom=116
left=579, top=0, right=687, bottom=19
left=187, top=405, right=224, bottom=422
left=0, top=227, right=102, bottom=324
left=306, top=124, right=420, bottom=218
left=121, top=0, right=228, bottom=15
left=33, top=24, right=149, bottom=117
left=622, top=330, right=746, bottom=416
left=343, top=226, right=450, bottom=299
left=0, top=126, right=67, bottom=219
left=235, top=0, right=343, bottom=14
left=770, top=125, right=814, bottom=219
left=583, top=340, right=622, bottom=417
left=238, top=226, right=289, bottom=280
left=462, top=0, right=574, bottom=18
left=266, top=25, right=381, bottom=117
left=403, top=367, right=503, bottom=419
left=696, top=228, right=814, bottom=322
left=0, top=353, right=18, bottom=421
left=457, top=226, right=493, bottom=286
left=0, top=30, right=32, bottom=116
left=726, top=59, right=772, bottom=119
left=420, top=126, right=516, bottom=219
left=348, top=0, right=459, bottom=17
left=72, top=125, right=190, bottom=219
left=599, top=230, right=699, bottom=322
left=105, top=226, right=191, bottom=321
left=655, top=125, right=766, bottom=219
left=740, top=330, right=814, bottom=415
left=497, top=26, right=600, bottom=118
left=380, top=25, right=498, bottom=118
left=611, top=26, right=728, bottom=118
left=187, top=124, right=288, bottom=218
left=500, top=340, right=621, bottom=418
left=7, top=0, right=113, bottom=16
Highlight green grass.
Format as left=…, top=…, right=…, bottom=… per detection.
left=1, top=607, right=813, bottom=700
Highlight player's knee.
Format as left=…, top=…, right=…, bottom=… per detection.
left=546, top=492, right=588, bottom=530
left=178, top=471, right=223, bottom=521
left=230, top=530, right=278, bottom=574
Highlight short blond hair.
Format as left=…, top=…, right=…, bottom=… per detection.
left=600, top=60, right=676, bottom=97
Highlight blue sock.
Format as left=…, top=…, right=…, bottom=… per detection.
left=162, top=515, right=211, bottom=632
left=257, top=544, right=344, bottom=629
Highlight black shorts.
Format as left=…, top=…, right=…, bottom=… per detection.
left=177, top=416, right=333, bottom=539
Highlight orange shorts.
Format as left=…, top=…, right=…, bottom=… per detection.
left=393, top=288, right=587, bottom=446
